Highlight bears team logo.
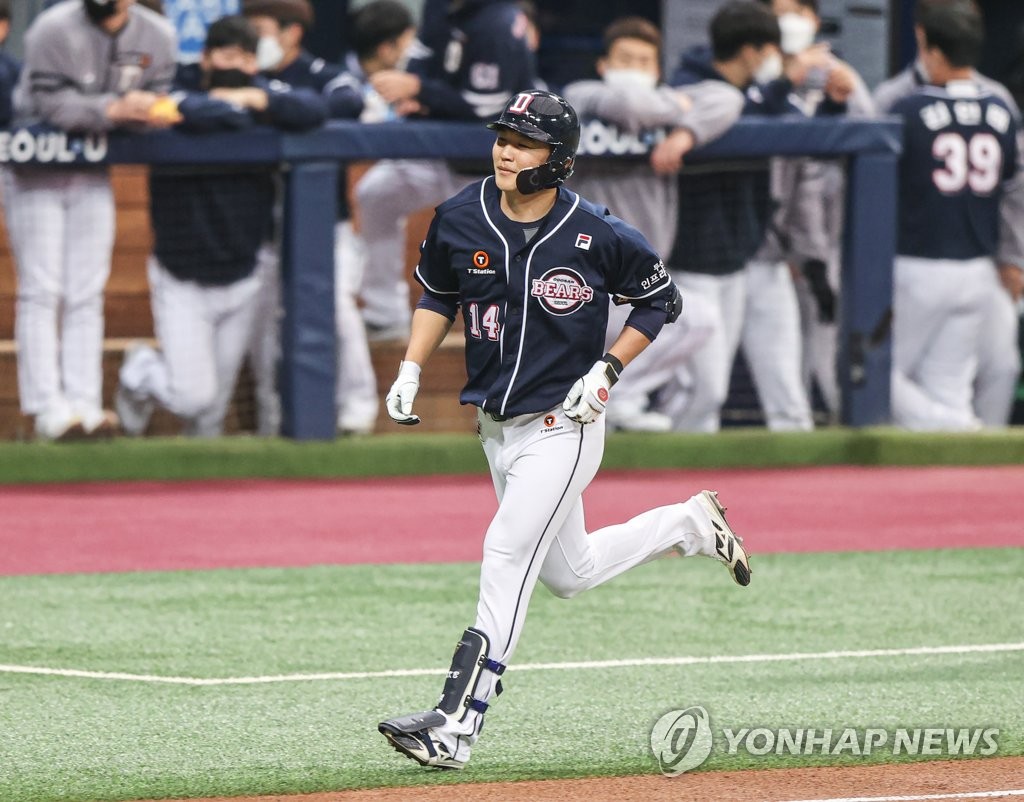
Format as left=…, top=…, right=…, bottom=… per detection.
left=531, top=267, right=594, bottom=316
left=508, top=93, right=534, bottom=114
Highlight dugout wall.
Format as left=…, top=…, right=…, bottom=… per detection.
left=0, top=117, right=901, bottom=439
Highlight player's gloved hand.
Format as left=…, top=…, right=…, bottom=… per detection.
left=386, top=360, right=422, bottom=425
left=563, top=356, right=621, bottom=424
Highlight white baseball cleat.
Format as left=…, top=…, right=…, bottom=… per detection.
left=379, top=711, right=466, bottom=769
left=116, top=343, right=158, bottom=436
left=77, top=408, right=120, bottom=439
left=115, top=384, right=154, bottom=437
left=33, top=405, right=79, bottom=441
left=696, top=490, right=751, bottom=587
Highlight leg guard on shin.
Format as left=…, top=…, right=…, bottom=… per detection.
left=378, top=628, right=506, bottom=769
left=437, top=627, right=506, bottom=721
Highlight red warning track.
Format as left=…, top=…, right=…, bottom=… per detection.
left=1, top=465, right=1022, bottom=576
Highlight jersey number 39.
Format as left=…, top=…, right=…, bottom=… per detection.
left=932, top=132, right=1002, bottom=195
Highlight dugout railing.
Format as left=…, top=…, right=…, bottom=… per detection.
left=0, top=117, right=902, bottom=440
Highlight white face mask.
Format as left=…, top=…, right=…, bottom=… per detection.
left=754, top=52, right=783, bottom=84
left=256, top=35, right=285, bottom=71
left=778, top=12, right=817, bottom=55
left=602, top=68, right=658, bottom=92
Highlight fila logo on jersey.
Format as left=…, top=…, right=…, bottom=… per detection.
left=531, top=267, right=594, bottom=316
left=575, top=233, right=592, bottom=251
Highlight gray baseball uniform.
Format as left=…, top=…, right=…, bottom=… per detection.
left=4, top=2, right=176, bottom=438
left=563, top=78, right=743, bottom=430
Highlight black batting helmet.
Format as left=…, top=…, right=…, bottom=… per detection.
left=487, top=90, right=580, bottom=194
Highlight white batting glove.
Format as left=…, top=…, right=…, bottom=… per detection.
left=386, top=360, right=422, bottom=425
left=562, top=358, right=620, bottom=424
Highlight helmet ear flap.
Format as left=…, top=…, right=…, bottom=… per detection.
left=514, top=153, right=574, bottom=195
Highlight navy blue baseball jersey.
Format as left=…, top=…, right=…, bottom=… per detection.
left=268, top=51, right=364, bottom=120
left=415, top=177, right=676, bottom=418
left=892, top=81, right=1019, bottom=260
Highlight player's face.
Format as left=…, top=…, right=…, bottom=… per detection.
left=492, top=129, right=553, bottom=193
left=598, top=37, right=660, bottom=82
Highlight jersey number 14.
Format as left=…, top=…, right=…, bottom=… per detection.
left=932, top=132, right=1003, bottom=195
left=468, top=302, right=501, bottom=341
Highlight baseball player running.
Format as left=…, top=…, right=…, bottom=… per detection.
left=377, top=90, right=752, bottom=770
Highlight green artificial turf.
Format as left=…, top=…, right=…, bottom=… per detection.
left=3, top=427, right=1024, bottom=485
left=0, top=548, right=1021, bottom=801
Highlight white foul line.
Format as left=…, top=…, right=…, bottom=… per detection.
left=0, top=641, right=1022, bottom=687
left=780, top=790, right=1024, bottom=802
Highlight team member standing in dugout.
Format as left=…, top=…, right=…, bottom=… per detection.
left=872, top=0, right=1024, bottom=430
left=4, top=0, right=177, bottom=440
left=376, top=90, right=752, bottom=771
left=114, top=15, right=327, bottom=437
left=875, top=0, right=1024, bottom=430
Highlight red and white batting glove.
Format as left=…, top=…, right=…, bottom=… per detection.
left=386, top=360, right=422, bottom=425
left=562, top=357, right=621, bottom=424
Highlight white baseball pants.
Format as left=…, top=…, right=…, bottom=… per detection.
left=121, top=250, right=269, bottom=436
left=246, top=246, right=282, bottom=437
left=334, top=221, right=378, bottom=432
left=742, top=260, right=814, bottom=431
left=355, top=160, right=476, bottom=330
left=973, top=268, right=1021, bottom=427
left=668, top=270, right=747, bottom=432
left=892, top=255, right=989, bottom=431
left=431, top=406, right=727, bottom=761
left=3, top=167, right=114, bottom=426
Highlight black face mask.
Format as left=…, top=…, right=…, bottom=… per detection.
left=84, top=0, right=119, bottom=25
left=206, top=68, right=253, bottom=89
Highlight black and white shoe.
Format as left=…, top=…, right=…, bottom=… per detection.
left=379, top=711, right=466, bottom=769
left=697, top=490, right=751, bottom=587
